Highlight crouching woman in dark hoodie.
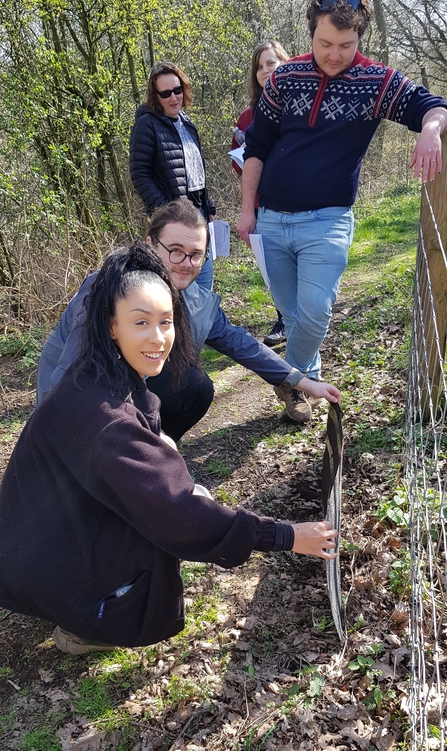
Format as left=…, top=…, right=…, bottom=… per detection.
left=0, top=242, right=338, bottom=655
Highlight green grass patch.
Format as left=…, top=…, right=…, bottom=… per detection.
left=74, top=676, right=114, bottom=720
left=175, top=593, right=220, bottom=644
left=351, top=185, right=419, bottom=264
left=206, top=458, right=231, bottom=479
left=165, top=674, right=213, bottom=706
left=214, top=256, right=275, bottom=328
left=200, top=346, right=237, bottom=378
left=23, top=728, right=62, bottom=751
left=213, top=487, right=238, bottom=505
left=0, top=708, right=16, bottom=736
left=181, top=561, right=208, bottom=585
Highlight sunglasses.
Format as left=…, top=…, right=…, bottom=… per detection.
left=156, top=85, right=183, bottom=99
left=321, top=0, right=359, bottom=7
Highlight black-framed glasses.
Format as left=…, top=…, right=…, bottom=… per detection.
left=156, top=85, right=183, bottom=99
left=155, top=237, right=208, bottom=267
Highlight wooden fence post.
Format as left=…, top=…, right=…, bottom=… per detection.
left=417, top=131, right=447, bottom=419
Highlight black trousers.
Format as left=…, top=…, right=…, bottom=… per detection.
left=147, top=364, right=214, bottom=443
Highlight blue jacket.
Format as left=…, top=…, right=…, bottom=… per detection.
left=37, top=275, right=303, bottom=404
left=244, top=51, right=447, bottom=212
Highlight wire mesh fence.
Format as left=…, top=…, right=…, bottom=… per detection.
left=406, top=180, right=447, bottom=750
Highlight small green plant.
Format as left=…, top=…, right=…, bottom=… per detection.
left=1, top=413, right=31, bottom=442
left=349, top=645, right=387, bottom=713
left=312, top=612, right=335, bottom=632
left=213, top=487, right=238, bottom=505
left=428, top=724, right=442, bottom=742
left=289, top=665, right=324, bottom=703
left=307, top=669, right=324, bottom=698
left=340, top=540, right=360, bottom=554
left=244, top=722, right=277, bottom=751
left=175, top=593, right=219, bottom=643
left=376, top=487, right=409, bottom=526
left=348, top=612, right=365, bottom=633
left=389, top=550, right=412, bottom=596
left=165, top=674, right=211, bottom=705
left=349, top=643, right=384, bottom=674
left=349, top=654, right=375, bottom=672
left=363, top=686, right=384, bottom=713
left=0, top=666, right=12, bottom=679
left=0, top=327, right=46, bottom=370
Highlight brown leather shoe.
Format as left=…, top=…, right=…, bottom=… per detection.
left=274, top=383, right=312, bottom=423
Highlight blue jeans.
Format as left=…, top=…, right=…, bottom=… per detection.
left=256, top=206, right=354, bottom=379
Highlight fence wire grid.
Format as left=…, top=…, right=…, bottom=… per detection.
left=406, top=183, right=447, bottom=750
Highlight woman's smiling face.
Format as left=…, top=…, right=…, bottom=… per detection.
left=110, top=281, right=175, bottom=378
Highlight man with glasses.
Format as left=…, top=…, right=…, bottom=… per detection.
left=237, top=0, right=447, bottom=421
left=37, top=200, right=340, bottom=442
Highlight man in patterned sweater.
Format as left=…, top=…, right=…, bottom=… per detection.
left=237, top=0, right=447, bottom=422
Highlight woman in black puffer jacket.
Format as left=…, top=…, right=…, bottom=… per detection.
left=129, top=61, right=215, bottom=289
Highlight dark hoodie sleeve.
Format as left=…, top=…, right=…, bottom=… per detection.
left=129, top=109, right=169, bottom=212
left=87, top=416, right=290, bottom=568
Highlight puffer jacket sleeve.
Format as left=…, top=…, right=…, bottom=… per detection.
left=129, top=111, right=169, bottom=212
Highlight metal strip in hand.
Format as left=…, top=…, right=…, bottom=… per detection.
left=321, top=402, right=346, bottom=642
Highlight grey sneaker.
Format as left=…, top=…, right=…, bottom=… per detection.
left=53, top=626, right=116, bottom=655
left=264, top=318, right=286, bottom=347
left=274, top=382, right=312, bottom=423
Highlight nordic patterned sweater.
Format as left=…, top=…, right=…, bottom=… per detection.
left=244, top=51, right=447, bottom=213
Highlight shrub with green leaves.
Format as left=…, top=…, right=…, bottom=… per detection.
left=376, top=487, right=409, bottom=526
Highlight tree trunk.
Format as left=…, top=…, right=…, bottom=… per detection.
left=126, top=46, right=141, bottom=105
left=103, top=133, right=132, bottom=224
left=373, top=0, right=389, bottom=64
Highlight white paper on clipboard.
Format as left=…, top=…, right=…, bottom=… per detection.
left=209, top=220, right=230, bottom=261
left=249, top=234, right=270, bottom=289
left=228, top=146, right=245, bottom=170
